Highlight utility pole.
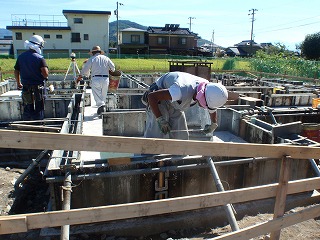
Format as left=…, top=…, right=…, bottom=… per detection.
left=248, top=8, right=258, bottom=57
left=211, top=29, right=214, bottom=55
left=188, top=17, right=195, bottom=31
left=115, top=2, right=123, bottom=58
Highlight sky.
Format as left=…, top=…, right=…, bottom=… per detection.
left=1, top=0, right=320, bottom=51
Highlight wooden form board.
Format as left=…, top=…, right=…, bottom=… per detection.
left=0, top=130, right=319, bottom=159
left=213, top=203, right=320, bottom=240
left=0, top=177, right=319, bottom=235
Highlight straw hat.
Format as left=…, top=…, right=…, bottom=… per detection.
left=89, top=46, right=105, bottom=54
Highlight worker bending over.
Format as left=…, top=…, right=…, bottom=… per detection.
left=143, top=71, right=236, bottom=140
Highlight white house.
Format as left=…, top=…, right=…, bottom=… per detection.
left=119, top=27, right=148, bottom=54
left=7, top=10, right=111, bottom=58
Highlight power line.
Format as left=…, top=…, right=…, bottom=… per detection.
left=255, top=20, right=320, bottom=34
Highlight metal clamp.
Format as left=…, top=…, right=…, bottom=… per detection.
left=155, top=179, right=168, bottom=191
left=155, top=191, right=168, bottom=199
left=59, top=164, right=77, bottom=173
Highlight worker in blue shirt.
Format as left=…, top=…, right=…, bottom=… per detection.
left=14, top=35, right=48, bottom=120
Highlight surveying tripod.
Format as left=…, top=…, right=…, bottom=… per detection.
left=63, top=53, right=80, bottom=82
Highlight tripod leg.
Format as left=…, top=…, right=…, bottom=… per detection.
left=63, top=63, right=72, bottom=81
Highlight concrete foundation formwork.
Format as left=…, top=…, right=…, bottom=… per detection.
left=1, top=73, right=320, bottom=238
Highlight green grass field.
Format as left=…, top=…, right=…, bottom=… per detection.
left=0, top=57, right=252, bottom=80
left=1, top=56, right=318, bottom=81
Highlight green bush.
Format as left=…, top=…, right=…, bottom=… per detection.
left=222, top=58, right=236, bottom=70
left=250, top=51, right=320, bottom=79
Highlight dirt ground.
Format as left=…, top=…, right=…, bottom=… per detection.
left=0, top=166, right=320, bottom=240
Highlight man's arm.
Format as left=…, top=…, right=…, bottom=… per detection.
left=108, top=59, right=116, bottom=72
left=41, top=67, right=49, bottom=79
left=209, top=111, right=217, bottom=123
left=76, top=60, right=91, bottom=83
left=203, top=111, right=218, bottom=134
left=14, top=69, right=22, bottom=89
left=147, top=89, right=172, bottom=118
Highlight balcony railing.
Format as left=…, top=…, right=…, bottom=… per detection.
left=11, top=14, right=68, bottom=27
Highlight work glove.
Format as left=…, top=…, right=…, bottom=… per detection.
left=156, top=116, right=171, bottom=134
left=141, top=91, right=150, bottom=106
left=203, top=122, right=218, bottom=134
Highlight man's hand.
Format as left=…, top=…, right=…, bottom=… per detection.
left=76, top=75, right=83, bottom=83
left=156, top=116, right=171, bottom=134
left=203, top=122, right=218, bottom=134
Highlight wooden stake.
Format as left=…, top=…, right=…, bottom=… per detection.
left=270, top=155, right=291, bottom=240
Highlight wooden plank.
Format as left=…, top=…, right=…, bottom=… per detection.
left=213, top=204, right=320, bottom=240
left=270, top=156, right=291, bottom=240
left=0, top=130, right=319, bottom=159
left=9, top=124, right=61, bottom=132
left=0, top=216, right=27, bottom=235
left=0, top=177, right=319, bottom=234
left=108, top=157, right=131, bottom=166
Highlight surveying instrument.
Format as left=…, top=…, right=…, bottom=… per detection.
left=63, top=52, right=80, bottom=82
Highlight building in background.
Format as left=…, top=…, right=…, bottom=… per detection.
left=225, top=40, right=262, bottom=57
left=119, top=27, right=148, bottom=54
left=146, top=24, right=198, bottom=55
left=6, top=10, right=111, bottom=58
left=0, top=29, right=13, bottom=56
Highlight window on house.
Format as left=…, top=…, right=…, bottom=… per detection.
left=157, top=37, right=166, bottom=44
left=179, top=37, right=187, bottom=45
left=84, top=34, right=89, bottom=40
left=56, top=34, right=63, bottom=39
left=44, top=34, right=50, bottom=39
left=74, top=18, right=83, bottom=24
left=71, top=33, right=81, bottom=42
left=131, top=35, right=140, bottom=43
left=16, top=32, right=22, bottom=40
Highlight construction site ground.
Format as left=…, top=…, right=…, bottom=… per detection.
left=1, top=167, right=320, bottom=240
left=1, top=87, right=320, bottom=239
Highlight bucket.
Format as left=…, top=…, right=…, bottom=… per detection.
left=302, top=123, right=320, bottom=142
left=108, top=70, right=122, bottom=93
left=312, top=98, right=320, bottom=109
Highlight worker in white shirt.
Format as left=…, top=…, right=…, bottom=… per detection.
left=143, top=71, right=237, bottom=140
left=76, top=46, right=115, bottom=115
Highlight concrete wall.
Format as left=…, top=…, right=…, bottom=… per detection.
left=267, top=93, right=316, bottom=106
left=102, top=110, right=146, bottom=137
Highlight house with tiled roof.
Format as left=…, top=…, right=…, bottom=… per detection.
left=225, top=40, right=262, bottom=57
left=146, top=24, right=198, bottom=55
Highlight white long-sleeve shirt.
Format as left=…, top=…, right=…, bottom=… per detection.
left=81, top=53, right=115, bottom=78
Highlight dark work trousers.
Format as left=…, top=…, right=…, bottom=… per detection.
left=22, top=85, right=45, bottom=121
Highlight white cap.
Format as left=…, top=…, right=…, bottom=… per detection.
left=205, top=83, right=228, bottom=112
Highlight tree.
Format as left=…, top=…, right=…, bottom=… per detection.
left=300, top=32, right=320, bottom=60
left=257, top=42, right=294, bottom=58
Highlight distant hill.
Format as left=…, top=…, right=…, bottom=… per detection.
left=109, top=20, right=147, bottom=43
left=0, top=28, right=12, bottom=39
